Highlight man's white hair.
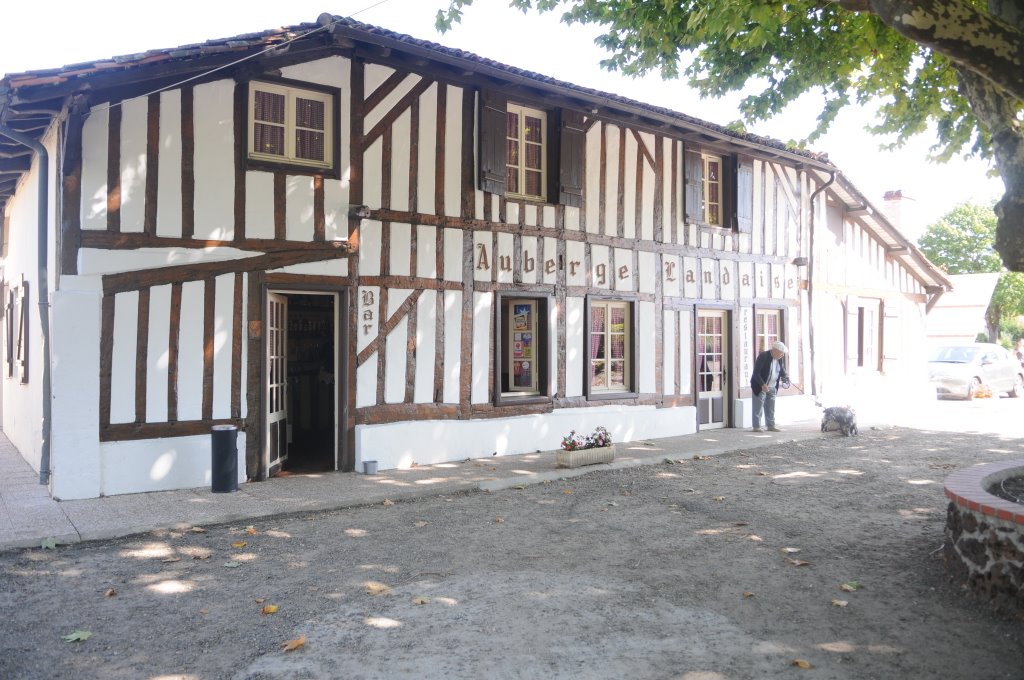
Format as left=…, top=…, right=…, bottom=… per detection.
left=772, top=341, right=788, bottom=354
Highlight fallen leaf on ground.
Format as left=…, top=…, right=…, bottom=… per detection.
left=231, top=541, right=247, bottom=549
left=245, top=526, right=258, bottom=535
left=382, top=499, right=395, bottom=506
left=831, top=599, right=849, bottom=607
left=756, top=471, right=769, bottom=476
left=161, top=557, right=181, bottom=563
left=748, top=535, right=764, bottom=542
left=733, top=521, right=749, bottom=526
left=261, top=604, right=279, bottom=615
left=223, top=561, right=241, bottom=568
left=61, top=630, right=92, bottom=643
left=781, top=547, right=801, bottom=554
left=199, top=608, right=210, bottom=615
left=413, top=596, right=431, bottom=605
left=511, top=484, right=527, bottom=490
left=607, top=502, right=618, bottom=507
left=282, top=635, right=306, bottom=652
left=693, top=455, right=711, bottom=460
left=495, top=517, right=505, bottom=523
left=192, top=554, right=210, bottom=560
left=103, top=588, right=117, bottom=597
left=712, top=496, right=726, bottom=502
left=189, top=527, right=207, bottom=533
left=840, top=581, right=863, bottom=592
left=791, top=659, right=813, bottom=669
left=563, top=489, right=573, bottom=494
left=786, top=558, right=812, bottom=567
left=255, top=598, right=265, bottom=604
left=414, top=521, right=428, bottom=528
left=742, top=591, right=755, bottom=598
left=40, top=537, right=58, bottom=550
left=365, top=582, right=392, bottom=596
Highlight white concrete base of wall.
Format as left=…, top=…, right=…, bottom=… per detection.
left=94, top=432, right=247, bottom=498
left=354, top=404, right=698, bottom=472
left=735, top=395, right=819, bottom=429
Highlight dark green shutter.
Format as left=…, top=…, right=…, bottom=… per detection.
left=558, top=110, right=585, bottom=207
left=478, top=90, right=507, bottom=195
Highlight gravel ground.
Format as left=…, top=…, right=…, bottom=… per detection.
left=1, top=426, right=1023, bottom=680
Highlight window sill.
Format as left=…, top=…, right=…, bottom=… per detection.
left=586, top=390, right=638, bottom=401
left=495, top=394, right=551, bottom=407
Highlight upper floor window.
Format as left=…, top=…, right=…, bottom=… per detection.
left=246, top=80, right=339, bottom=174
left=685, top=148, right=752, bottom=233
left=506, top=104, right=547, bottom=201
left=479, top=90, right=583, bottom=207
left=702, top=153, right=723, bottom=226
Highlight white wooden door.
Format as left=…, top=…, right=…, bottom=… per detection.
left=697, top=310, right=730, bottom=429
left=265, top=293, right=289, bottom=473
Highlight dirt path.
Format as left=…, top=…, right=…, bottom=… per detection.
left=2, top=426, right=1022, bottom=679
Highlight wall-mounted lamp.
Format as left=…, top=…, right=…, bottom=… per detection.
left=791, top=256, right=809, bottom=267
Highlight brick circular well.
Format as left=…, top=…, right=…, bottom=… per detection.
left=943, top=459, right=1024, bottom=616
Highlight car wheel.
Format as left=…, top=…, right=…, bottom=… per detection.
left=1012, top=374, right=1024, bottom=398
left=967, top=377, right=981, bottom=401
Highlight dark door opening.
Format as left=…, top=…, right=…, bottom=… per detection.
left=280, top=293, right=335, bottom=474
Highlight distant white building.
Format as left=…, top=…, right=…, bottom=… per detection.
left=927, top=273, right=999, bottom=345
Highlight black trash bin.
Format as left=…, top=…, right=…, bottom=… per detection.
left=211, top=424, right=239, bottom=493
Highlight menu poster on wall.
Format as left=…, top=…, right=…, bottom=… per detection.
left=510, top=301, right=537, bottom=392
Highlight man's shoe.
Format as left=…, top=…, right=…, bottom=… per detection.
left=751, top=426, right=764, bottom=432
left=767, top=426, right=782, bottom=432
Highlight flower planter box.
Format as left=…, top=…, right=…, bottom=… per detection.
left=556, top=445, right=615, bottom=469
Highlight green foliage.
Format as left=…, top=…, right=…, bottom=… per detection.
left=917, top=202, right=1000, bottom=275
left=997, top=318, right=1024, bottom=348
left=918, top=202, right=1024, bottom=327
left=435, top=0, right=1004, bottom=161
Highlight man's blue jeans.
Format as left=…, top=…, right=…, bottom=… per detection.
left=752, top=388, right=776, bottom=428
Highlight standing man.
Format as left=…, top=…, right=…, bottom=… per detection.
left=750, top=341, right=789, bottom=432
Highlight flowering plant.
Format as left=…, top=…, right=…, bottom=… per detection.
left=560, top=426, right=613, bottom=451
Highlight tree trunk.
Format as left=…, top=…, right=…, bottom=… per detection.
left=956, top=66, right=1024, bottom=271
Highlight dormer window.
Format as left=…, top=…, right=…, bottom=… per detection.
left=246, top=79, right=339, bottom=174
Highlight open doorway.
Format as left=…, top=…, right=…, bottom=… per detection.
left=264, top=291, right=338, bottom=476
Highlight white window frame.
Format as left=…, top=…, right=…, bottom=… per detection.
left=248, top=81, right=333, bottom=170
left=702, top=152, right=723, bottom=227
left=506, top=103, right=547, bottom=201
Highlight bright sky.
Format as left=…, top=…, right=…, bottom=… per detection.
left=2, top=0, right=1004, bottom=239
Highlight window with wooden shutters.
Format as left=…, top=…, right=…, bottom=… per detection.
left=703, top=153, right=723, bottom=226
left=478, top=91, right=583, bottom=206
left=685, top=147, right=740, bottom=230
left=247, top=79, right=338, bottom=173
left=4, top=280, right=27, bottom=383
left=507, top=104, right=547, bottom=200
left=585, top=297, right=637, bottom=398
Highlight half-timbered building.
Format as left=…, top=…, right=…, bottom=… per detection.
left=0, top=15, right=950, bottom=499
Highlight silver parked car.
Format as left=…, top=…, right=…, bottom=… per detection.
left=928, top=343, right=1024, bottom=400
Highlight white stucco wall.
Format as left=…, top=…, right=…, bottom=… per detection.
left=354, top=404, right=697, bottom=472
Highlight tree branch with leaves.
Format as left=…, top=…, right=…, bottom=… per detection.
left=437, top=0, right=1024, bottom=270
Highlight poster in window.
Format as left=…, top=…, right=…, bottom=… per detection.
left=508, top=300, right=538, bottom=393
left=513, top=303, right=531, bottom=331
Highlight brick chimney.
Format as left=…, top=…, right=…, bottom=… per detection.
left=882, top=190, right=922, bottom=242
